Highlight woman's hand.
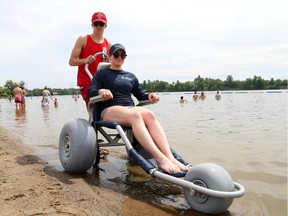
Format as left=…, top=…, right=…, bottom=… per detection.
left=148, top=93, right=160, bottom=103
left=98, top=89, right=113, bottom=100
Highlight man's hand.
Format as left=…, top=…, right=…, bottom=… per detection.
left=85, top=55, right=96, bottom=64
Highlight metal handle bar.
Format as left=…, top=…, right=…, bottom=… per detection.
left=85, top=52, right=110, bottom=80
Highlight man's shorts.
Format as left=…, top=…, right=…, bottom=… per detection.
left=14, top=95, right=22, bottom=103
left=79, top=85, right=90, bottom=106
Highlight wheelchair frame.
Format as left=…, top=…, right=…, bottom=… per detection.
left=58, top=52, right=245, bottom=214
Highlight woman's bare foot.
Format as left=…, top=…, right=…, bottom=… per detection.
left=157, top=157, right=181, bottom=174
left=171, top=158, right=189, bottom=172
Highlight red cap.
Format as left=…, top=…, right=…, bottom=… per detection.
left=91, top=12, right=107, bottom=24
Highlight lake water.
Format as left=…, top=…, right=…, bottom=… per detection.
left=0, top=90, right=287, bottom=216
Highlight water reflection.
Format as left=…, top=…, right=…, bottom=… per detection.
left=42, top=106, right=50, bottom=121
left=15, top=107, right=26, bottom=123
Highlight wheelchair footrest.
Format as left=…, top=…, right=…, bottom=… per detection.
left=146, top=158, right=187, bottom=177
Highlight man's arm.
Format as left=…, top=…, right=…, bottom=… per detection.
left=69, top=36, right=88, bottom=66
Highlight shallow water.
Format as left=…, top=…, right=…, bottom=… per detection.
left=0, top=91, right=287, bottom=215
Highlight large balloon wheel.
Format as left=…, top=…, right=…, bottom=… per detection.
left=59, top=118, right=97, bottom=173
left=183, top=163, right=234, bottom=214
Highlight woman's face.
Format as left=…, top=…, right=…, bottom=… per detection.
left=110, top=50, right=127, bottom=68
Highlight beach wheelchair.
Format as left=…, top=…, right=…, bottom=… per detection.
left=58, top=52, right=245, bottom=214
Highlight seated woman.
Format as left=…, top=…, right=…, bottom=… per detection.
left=88, top=43, right=189, bottom=174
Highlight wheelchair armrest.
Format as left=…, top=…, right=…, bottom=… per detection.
left=137, top=100, right=153, bottom=106
left=88, top=95, right=105, bottom=123
left=89, top=95, right=103, bottom=104
left=89, top=97, right=153, bottom=107
left=88, top=97, right=153, bottom=123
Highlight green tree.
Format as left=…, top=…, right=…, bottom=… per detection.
left=252, top=76, right=265, bottom=90
left=194, top=75, right=205, bottom=91
left=223, top=75, right=235, bottom=89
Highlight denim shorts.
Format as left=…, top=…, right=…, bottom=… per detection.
left=100, top=106, right=133, bottom=120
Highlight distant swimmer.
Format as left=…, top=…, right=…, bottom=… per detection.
left=215, top=91, right=221, bottom=100
left=179, top=96, right=187, bottom=103
left=7, top=93, right=12, bottom=102
left=54, top=98, right=58, bottom=107
left=72, top=94, right=79, bottom=101
left=193, top=91, right=199, bottom=101
left=199, top=92, right=206, bottom=101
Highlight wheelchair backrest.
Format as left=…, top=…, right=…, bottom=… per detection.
left=97, top=62, right=111, bottom=71
left=92, top=62, right=111, bottom=122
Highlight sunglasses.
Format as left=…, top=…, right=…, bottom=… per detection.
left=93, top=21, right=105, bottom=27
left=113, top=52, right=127, bottom=59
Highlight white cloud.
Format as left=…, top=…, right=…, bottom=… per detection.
left=0, top=0, right=287, bottom=89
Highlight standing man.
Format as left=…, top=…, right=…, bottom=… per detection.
left=13, top=84, right=23, bottom=109
left=69, top=12, right=111, bottom=107
left=69, top=12, right=111, bottom=158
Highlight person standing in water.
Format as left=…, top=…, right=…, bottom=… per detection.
left=192, top=91, right=199, bottom=101
left=41, top=86, right=52, bottom=107
left=215, top=91, right=221, bottom=100
left=20, top=86, right=27, bottom=108
left=199, top=92, right=206, bottom=100
left=13, top=84, right=22, bottom=109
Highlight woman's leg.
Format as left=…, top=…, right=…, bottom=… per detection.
left=134, top=107, right=189, bottom=172
left=103, top=106, right=182, bottom=174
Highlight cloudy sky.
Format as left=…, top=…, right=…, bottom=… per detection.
left=0, top=0, right=287, bottom=89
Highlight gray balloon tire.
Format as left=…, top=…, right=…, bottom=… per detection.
left=59, top=118, right=97, bottom=173
left=183, top=163, right=234, bottom=214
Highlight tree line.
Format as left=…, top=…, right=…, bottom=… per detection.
left=0, top=80, right=80, bottom=98
left=142, top=75, right=287, bottom=92
left=0, top=75, right=287, bottom=98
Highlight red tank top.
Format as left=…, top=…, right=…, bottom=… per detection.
left=77, top=35, right=109, bottom=86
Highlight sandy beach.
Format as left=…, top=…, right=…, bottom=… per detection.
left=0, top=126, right=185, bottom=216
left=0, top=126, right=121, bottom=215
